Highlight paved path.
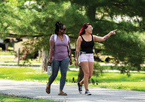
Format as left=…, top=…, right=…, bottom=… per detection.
left=0, top=80, right=145, bottom=102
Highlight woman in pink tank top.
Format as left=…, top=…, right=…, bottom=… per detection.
left=46, top=22, right=72, bottom=96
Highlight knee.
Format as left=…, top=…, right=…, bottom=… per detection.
left=51, top=73, right=58, bottom=78
left=61, top=72, right=67, bottom=77
left=89, top=75, right=92, bottom=79
left=84, top=72, right=89, bottom=78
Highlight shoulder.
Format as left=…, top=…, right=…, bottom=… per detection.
left=92, top=35, right=96, bottom=38
left=77, top=36, right=81, bottom=40
left=64, top=34, right=70, bottom=42
left=92, top=35, right=98, bottom=41
left=77, top=36, right=82, bottom=42
left=64, top=34, right=70, bottom=40
left=50, top=34, right=56, bottom=41
left=50, top=34, right=55, bottom=38
left=64, top=34, right=69, bottom=38
left=92, top=35, right=97, bottom=39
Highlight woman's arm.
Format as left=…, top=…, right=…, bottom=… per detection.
left=48, top=40, right=54, bottom=64
left=75, top=36, right=82, bottom=66
left=68, top=42, right=72, bottom=65
left=94, top=29, right=117, bottom=42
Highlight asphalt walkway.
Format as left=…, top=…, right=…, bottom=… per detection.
left=0, top=80, right=145, bottom=102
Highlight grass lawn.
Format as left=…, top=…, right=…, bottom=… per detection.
left=0, top=51, right=16, bottom=55
left=0, top=64, right=40, bottom=67
left=0, top=94, right=59, bottom=102
left=90, top=72, right=145, bottom=91
left=0, top=51, right=41, bottom=64
left=0, top=67, right=145, bottom=92
left=0, top=56, right=41, bottom=64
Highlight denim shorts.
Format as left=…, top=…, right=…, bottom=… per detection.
left=79, top=53, right=94, bottom=64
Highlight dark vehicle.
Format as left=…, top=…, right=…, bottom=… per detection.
left=0, top=38, right=22, bottom=51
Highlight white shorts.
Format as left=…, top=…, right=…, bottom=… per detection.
left=79, top=53, right=94, bottom=64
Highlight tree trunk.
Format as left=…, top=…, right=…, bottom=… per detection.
left=86, top=5, right=96, bottom=21
left=41, top=48, right=49, bottom=72
left=38, top=50, right=41, bottom=62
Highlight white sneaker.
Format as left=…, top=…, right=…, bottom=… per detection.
left=85, top=90, right=91, bottom=95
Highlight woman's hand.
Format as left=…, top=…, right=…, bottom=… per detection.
left=109, top=29, right=117, bottom=35
left=48, top=58, right=52, bottom=64
left=75, top=60, right=78, bottom=66
left=69, top=59, right=73, bottom=65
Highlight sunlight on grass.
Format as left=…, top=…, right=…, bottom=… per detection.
left=0, top=67, right=145, bottom=92
left=0, top=51, right=16, bottom=55
left=91, top=82, right=145, bottom=91
left=0, top=56, right=42, bottom=64
left=0, top=94, right=59, bottom=102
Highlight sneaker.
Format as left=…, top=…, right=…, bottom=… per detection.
left=85, top=90, right=91, bottom=95
left=77, top=82, right=82, bottom=94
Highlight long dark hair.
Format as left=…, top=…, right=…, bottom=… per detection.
left=55, top=22, right=64, bottom=35
left=79, top=23, right=91, bottom=36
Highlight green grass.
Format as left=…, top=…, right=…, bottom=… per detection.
left=90, top=72, right=145, bottom=91
left=0, top=57, right=14, bottom=62
left=0, top=64, right=40, bottom=67
left=0, top=67, right=145, bottom=91
left=68, top=64, right=79, bottom=68
left=0, top=56, right=76, bottom=68
left=0, top=67, right=78, bottom=83
left=0, top=94, right=59, bottom=102
left=95, top=82, right=145, bottom=91
left=0, top=51, right=16, bottom=55
left=4, top=60, right=41, bottom=64
left=0, top=57, right=41, bottom=64
left=95, top=65, right=145, bottom=71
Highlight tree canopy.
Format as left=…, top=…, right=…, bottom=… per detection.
left=1, top=0, right=145, bottom=72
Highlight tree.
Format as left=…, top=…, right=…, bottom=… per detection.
left=0, top=1, right=89, bottom=72
left=1, top=0, right=145, bottom=74
left=68, top=0, right=145, bottom=73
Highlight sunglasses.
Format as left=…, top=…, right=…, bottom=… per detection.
left=61, top=28, right=66, bottom=30
left=88, top=27, right=93, bottom=29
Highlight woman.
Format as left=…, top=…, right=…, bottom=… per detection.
left=46, top=22, right=72, bottom=96
left=75, top=23, right=117, bottom=95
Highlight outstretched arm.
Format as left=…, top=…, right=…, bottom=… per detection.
left=94, top=29, right=117, bottom=42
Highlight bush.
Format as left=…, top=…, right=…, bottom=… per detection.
left=93, top=62, right=104, bottom=77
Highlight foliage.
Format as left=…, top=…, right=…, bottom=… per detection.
left=4, top=1, right=89, bottom=50
left=104, top=31, right=145, bottom=72
left=68, top=0, right=145, bottom=72
left=0, top=2, right=13, bottom=38
left=1, top=0, right=145, bottom=72
left=93, top=62, right=104, bottom=76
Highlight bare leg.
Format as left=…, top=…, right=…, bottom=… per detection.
left=88, top=62, right=94, bottom=79
left=79, top=62, right=89, bottom=90
left=79, top=62, right=94, bottom=87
